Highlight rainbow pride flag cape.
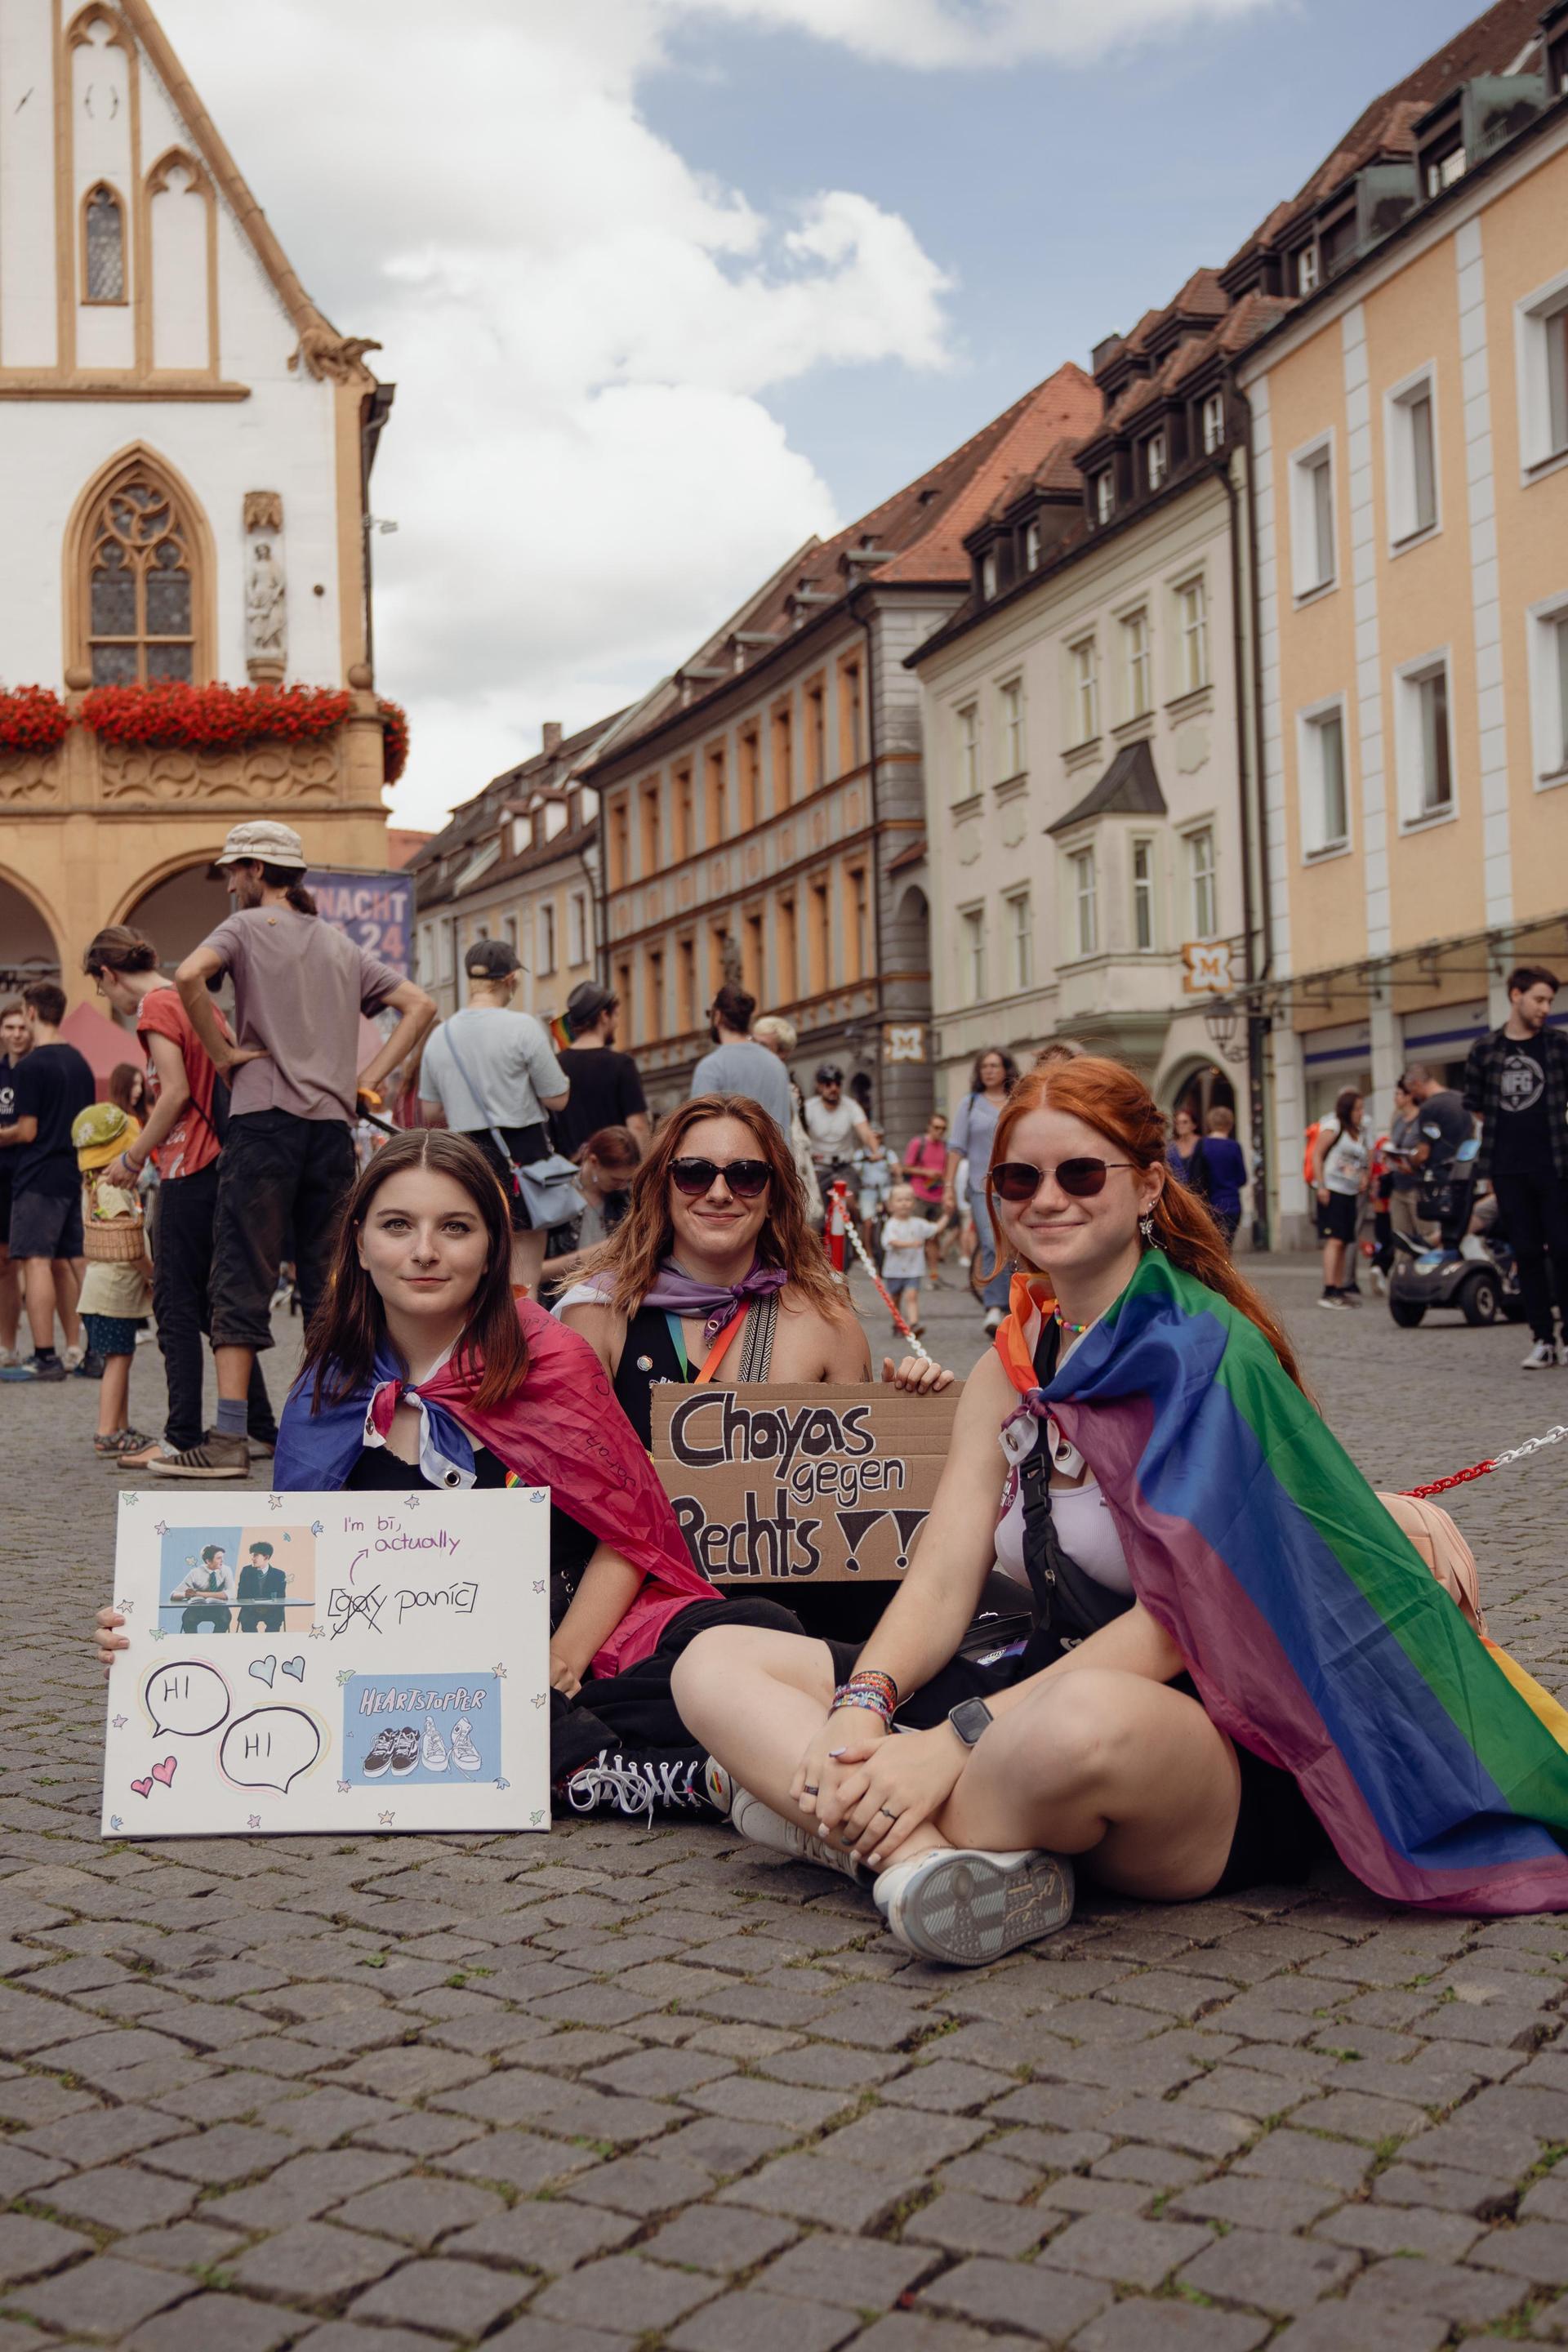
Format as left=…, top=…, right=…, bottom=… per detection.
left=997, top=1252, right=1568, bottom=1913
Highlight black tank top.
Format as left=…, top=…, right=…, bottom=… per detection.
left=612, top=1295, right=780, bottom=1448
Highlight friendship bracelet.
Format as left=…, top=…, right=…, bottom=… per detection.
left=831, top=1686, right=894, bottom=1722
left=844, top=1667, right=899, bottom=1705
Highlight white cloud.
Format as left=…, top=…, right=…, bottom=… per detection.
left=156, top=0, right=955, bottom=829
left=675, top=0, right=1281, bottom=69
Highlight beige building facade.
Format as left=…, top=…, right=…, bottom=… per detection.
left=1237, top=20, right=1568, bottom=1235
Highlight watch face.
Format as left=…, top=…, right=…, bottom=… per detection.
left=950, top=1698, right=992, bottom=1746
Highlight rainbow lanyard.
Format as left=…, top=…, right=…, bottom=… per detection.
left=664, top=1307, right=747, bottom=1385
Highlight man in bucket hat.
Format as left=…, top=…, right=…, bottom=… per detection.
left=158, top=823, right=436, bottom=1477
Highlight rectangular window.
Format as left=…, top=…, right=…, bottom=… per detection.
left=1426, top=145, right=1466, bottom=198
left=1122, top=609, right=1151, bottom=719
left=1201, top=391, right=1225, bottom=454
left=647, top=947, right=665, bottom=1040
left=1300, top=704, right=1350, bottom=854
left=1069, top=636, right=1098, bottom=744
left=739, top=725, right=760, bottom=827
left=805, top=678, right=826, bottom=790
left=848, top=867, right=869, bottom=982
left=1388, top=373, right=1439, bottom=545
left=614, top=958, right=634, bottom=1042
left=705, top=743, right=727, bottom=842
left=999, top=678, right=1025, bottom=777
left=675, top=764, right=694, bottom=861
left=772, top=702, right=795, bottom=810
left=1517, top=277, right=1568, bottom=473
left=1187, top=826, right=1217, bottom=940
left=838, top=657, right=864, bottom=772
left=1024, top=519, right=1042, bottom=571
left=418, top=923, right=434, bottom=984
left=1145, top=434, right=1168, bottom=492
left=568, top=890, right=588, bottom=967
left=809, top=875, right=832, bottom=992
left=1094, top=470, right=1114, bottom=525
left=536, top=901, right=556, bottom=975
left=1532, top=604, right=1568, bottom=783
left=677, top=935, right=697, bottom=1031
left=1008, top=890, right=1032, bottom=991
left=639, top=778, right=661, bottom=875
left=1071, top=849, right=1098, bottom=958
left=960, top=907, right=986, bottom=1004
left=979, top=549, right=998, bottom=600
left=1290, top=440, right=1336, bottom=596
left=777, top=895, right=798, bottom=1000
left=1298, top=247, right=1320, bottom=294
left=956, top=701, right=979, bottom=796
left=608, top=797, right=630, bottom=889
left=1396, top=657, right=1454, bottom=822
left=743, top=909, right=764, bottom=996
left=1176, top=577, right=1209, bottom=695
left=1132, top=838, right=1155, bottom=951
left=502, top=913, right=519, bottom=955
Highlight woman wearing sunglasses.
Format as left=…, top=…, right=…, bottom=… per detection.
left=678, top=1053, right=1490, bottom=1965
left=556, top=1093, right=951, bottom=1441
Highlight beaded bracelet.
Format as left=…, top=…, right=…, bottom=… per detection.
left=847, top=1666, right=898, bottom=1705
left=831, top=1686, right=893, bottom=1722
left=830, top=1666, right=899, bottom=1722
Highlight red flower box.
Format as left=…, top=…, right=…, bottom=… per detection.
left=78, top=680, right=354, bottom=751
left=378, top=697, right=409, bottom=785
left=0, top=685, right=71, bottom=755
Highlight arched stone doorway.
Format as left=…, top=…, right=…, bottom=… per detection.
left=115, top=857, right=227, bottom=971
left=1166, top=1056, right=1236, bottom=1131
left=0, top=872, right=63, bottom=989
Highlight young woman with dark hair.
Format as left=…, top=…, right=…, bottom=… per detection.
left=107, top=1063, right=147, bottom=1120
left=556, top=1093, right=949, bottom=1440
left=1312, top=1086, right=1369, bottom=1310
left=676, top=1054, right=1568, bottom=1964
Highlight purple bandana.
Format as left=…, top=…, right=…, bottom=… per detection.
left=641, top=1256, right=790, bottom=1346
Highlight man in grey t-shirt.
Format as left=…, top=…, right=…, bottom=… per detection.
left=692, top=985, right=792, bottom=1134
left=420, top=939, right=569, bottom=1290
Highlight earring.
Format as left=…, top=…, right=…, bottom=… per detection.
left=1138, top=1211, right=1157, bottom=1249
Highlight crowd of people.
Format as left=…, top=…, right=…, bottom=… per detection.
left=11, top=813, right=1566, bottom=1963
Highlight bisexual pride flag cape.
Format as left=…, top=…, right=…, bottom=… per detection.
left=997, top=1252, right=1568, bottom=1913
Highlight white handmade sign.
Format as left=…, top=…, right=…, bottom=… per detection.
left=101, top=1487, right=550, bottom=1838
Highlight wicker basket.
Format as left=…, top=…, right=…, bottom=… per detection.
left=84, top=1216, right=146, bottom=1264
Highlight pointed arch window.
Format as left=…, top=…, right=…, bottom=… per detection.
left=83, top=184, right=126, bottom=304
left=83, top=466, right=200, bottom=683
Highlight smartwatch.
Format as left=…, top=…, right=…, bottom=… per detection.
left=947, top=1697, right=994, bottom=1749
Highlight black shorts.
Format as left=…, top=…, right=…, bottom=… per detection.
left=1316, top=1190, right=1359, bottom=1244
left=462, top=1126, right=550, bottom=1233
left=9, top=1188, right=84, bottom=1262
left=825, top=1638, right=1327, bottom=1900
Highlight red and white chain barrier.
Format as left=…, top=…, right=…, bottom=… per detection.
left=1402, top=1420, right=1568, bottom=1501
left=827, top=1178, right=934, bottom=1362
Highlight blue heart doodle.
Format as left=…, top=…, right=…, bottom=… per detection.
left=248, top=1655, right=277, bottom=1689
left=280, top=1656, right=305, bottom=1682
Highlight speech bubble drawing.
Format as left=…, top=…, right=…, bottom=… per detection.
left=144, top=1659, right=230, bottom=1740
left=218, top=1706, right=322, bottom=1795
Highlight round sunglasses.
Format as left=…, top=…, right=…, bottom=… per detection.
left=669, top=1156, right=772, bottom=1200
left=991, top=1157, right=1135, bottom=1202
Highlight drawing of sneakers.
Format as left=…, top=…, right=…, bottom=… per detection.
left=390, top=1726, right=421, bottom=1776
left=448, top=1717, right=482, bottom=1773
left=421, top=1717, right=448, bottom=1773
left=363, top=1728, right=398, bottom=1779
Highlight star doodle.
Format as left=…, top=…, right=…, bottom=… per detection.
left=310, top=1520, right=324, bottom=1536
left=116, top=1598, right=134, bottom=1615
left=532, top=1580, right=546, bottom=1596
left=150, top=1626, right=169, bottom=1642
left=309, top=1625, right=325, bottom=1640
left=530, top=1691, right=546, bottom=1709
left=491, top=1663, right=508, bottom=1680
left=401, top=1494, right=421, bottom=1511
left=336, top=1780, right=350, bottom=1794
left=109, top=1815, right=123, bottom=1832
left=528, top=1807, right=545, bottom=1825
left=530, top=1488, right=547, bottom=1503
left=267, top=1493, right=283, bottom=1512
left=377, top=1810, right=394, bottom=1826
left=111, top=1714, right=127, bottom=1731
left=121, top=1491, right=140, bottom=1508
left=247, top=1815, right=262, bottom=1830
left=152, top=1521, right=166, bottom=1537
left=493, top=1777, right=510, bottom=1791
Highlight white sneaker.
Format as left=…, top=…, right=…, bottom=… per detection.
left=448, top=1716, right=482, bottom=1771
left=729, top=1786, right=864, bottom=1881
left=982, top=1307, right=1004, bottom=1334
left=874, top=1845, right=1075, bottom=1967
left=0, top=1348, right=18, bottom=1370
left=1522, top=1339, right=1557, bottom=1370
left=421, top=1716, right=448, bottom=1773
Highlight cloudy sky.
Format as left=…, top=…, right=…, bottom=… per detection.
left=158, top=0, right=1481, bottom=831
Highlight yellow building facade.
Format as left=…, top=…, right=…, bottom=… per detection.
left=1238, top=66, right=1568, bottom=1234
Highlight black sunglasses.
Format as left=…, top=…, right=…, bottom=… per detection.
left=670, top=1156, right=772, bottom=1200
left=992, top=1158, right=1135, bottom=1202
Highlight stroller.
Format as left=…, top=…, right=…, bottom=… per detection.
left=1387, top=1137, right=1524, bottom=1329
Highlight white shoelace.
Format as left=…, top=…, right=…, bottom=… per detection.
left=566, top=1752, right=703, bottom=1820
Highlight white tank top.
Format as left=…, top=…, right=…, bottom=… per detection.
left=993, top=1413, right=1134, bottom=1597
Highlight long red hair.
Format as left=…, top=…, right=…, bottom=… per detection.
left=987, top=1058, right=1305, bottom=1392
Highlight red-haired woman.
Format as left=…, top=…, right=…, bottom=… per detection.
left=93, top=1129, right=750, bottom=1815
left=675, top=1057, right=1331, bottom=1966
left=555, top=1093, right=950, bottom=1444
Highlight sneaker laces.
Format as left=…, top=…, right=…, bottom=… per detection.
left=564, top=1750, right=706, bottom=1820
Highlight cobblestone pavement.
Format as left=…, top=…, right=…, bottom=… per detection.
left=4, top=1260, right=1568, bottom=2350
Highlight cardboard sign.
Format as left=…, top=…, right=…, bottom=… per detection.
left=101, top=1487, right=550, bottom=1838
left=306, top=868, right=413, bottom=978
left=651, top=1384, right=960, bottom=1584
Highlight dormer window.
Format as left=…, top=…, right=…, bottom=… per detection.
left=1201, top=391, right=1225, bottom=455
left=1296, top=246, right=1320, bottom=295
left=510, top=814, right=531, bottom=857
left=1320, top=211, right=1358, bottom=278
left=1145, top=434, right=1168, bottom=492
left=980, top=549, right=998, bottom=600
left=1094, top=471, right=1115, bottom=525
left=1024, top=519, right=1042, bottom=572
left=1426, top=144, right=1467, bottom=198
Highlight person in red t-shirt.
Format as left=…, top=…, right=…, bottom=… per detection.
left=82, top=925, right=276, bottom=1468
left=898, top=1110, right=951, bottom=1281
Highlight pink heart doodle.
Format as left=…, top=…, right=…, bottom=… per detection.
left=130, top=1776, right=153, bottom=1798
left=151, top=1757, right=177, bottom=1788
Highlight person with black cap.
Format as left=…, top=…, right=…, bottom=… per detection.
left=418, top=938, right=571, bottom=1292
left=551, top=979, right=649, bottom=1160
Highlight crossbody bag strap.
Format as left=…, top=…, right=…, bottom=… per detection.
left=438, top=1017, right=514, bottom=1180
left=737, top=1294, right=777, bottom=1382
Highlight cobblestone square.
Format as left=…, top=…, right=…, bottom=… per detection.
left=4, top=1259, right=1566, bottom=2346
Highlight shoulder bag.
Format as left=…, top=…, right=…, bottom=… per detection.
left=439, top=1017, right=585, bottom=1231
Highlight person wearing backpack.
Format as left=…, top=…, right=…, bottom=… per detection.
left=418, top=938, right=572, bottom=1294
left=83, top=924, right=282, bottom=1470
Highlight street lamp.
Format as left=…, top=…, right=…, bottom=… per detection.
left=1203, top=999, right=1245, bottom=1062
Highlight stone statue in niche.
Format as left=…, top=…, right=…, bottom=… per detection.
left=245, top=537, right=287, bottom=682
